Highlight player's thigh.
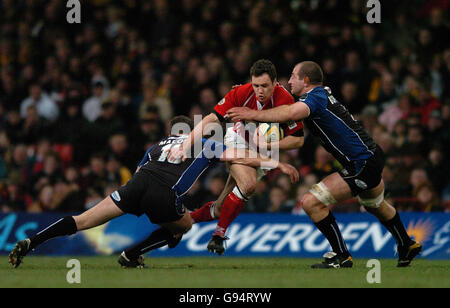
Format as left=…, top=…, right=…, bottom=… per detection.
left=74, top=196, right=124, bottom=231
left=320, top=172, right=354, bottom=202
left=229, top=163, right=257, bottom=195
left=159, top=211, right=192, bottom=235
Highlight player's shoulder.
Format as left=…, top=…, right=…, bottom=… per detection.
left=273, top=84, right=295, bottom=105
left=225, top=83, right=254, bottom=102
left=274, top=83, right=292, bottom=95
left=299, top=86, right=328, bottom=103
left=232, top=83, right=253, bottom=95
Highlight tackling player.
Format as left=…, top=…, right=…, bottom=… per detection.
left=169, top=59, right=305, bottom=255
left=8, top=116, right=299, bottom=268
left=227, top=61, right=422, bottom=268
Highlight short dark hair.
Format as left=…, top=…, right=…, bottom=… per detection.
left=169, top=115, right=194, bottom=132
left=297, top=61, right=323, bottom=85
left=250, top=59, right=277, bottom=82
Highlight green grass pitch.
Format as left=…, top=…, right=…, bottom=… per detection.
left=1, top=256, right=449, bottom=288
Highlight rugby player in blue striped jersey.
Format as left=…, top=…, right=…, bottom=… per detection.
left=227, top=61, right=422, bottom=268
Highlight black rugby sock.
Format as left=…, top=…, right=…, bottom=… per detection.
left=125, top=227, right=175, bottom=260
left=381, top=212, right=413, bottom=248
left=29, top=216, right=78, bottom=250
left=315, top=211, right=350, bottom=257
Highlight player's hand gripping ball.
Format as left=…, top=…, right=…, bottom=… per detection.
left=257, top=123, right=284, bottom=143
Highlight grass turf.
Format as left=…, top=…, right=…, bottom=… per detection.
left=1, top=256, right=449, bottom=288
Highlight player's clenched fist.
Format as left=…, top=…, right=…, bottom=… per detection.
left=227, top=107, right=256, bottom=122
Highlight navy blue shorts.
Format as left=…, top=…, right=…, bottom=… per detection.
left=110, top=169, right=185, bottom=224
left=339, top=146, right=385, bottom=196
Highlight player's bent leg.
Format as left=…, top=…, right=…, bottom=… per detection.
left=161, top=210, right=193, bottom=235
left=190, top=174, right=236, bottom=224
left=303, top=173, right=353, bottom=222
left=9, top=196, right=124, bottom=268
left=359, top=181, right=421, bottom=267
left=119, top=212, right=192, bottom=269
left=302, top=173, right=353, bottom=269
left=229, top=163, right=257, bottom=197
left=207, top=164, right=257, bottom=255
left=358, top=180, right=395, bottom=221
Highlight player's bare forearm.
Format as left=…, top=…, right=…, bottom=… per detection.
left=273, top=136, right=304, bottom=150
left=183, top=113, right=219, bottom=152
left=227, top=103, right=310, bottom=123
left=227, top=105, right=292, bottom=122
left=220, top=148, right=272, bottom=167
left=168, top=113, right=220, bottom=161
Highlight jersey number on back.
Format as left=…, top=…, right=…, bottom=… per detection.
left=158, top=144, right=182, bottom=164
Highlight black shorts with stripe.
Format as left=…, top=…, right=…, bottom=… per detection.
left=110, top=169, right=185, bottom=224
left=338, top=145, right=385, bottom=196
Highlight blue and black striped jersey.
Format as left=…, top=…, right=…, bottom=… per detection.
left=300, top=87, right=377, bottom=167
left=139, top=135, right=226, bottom=199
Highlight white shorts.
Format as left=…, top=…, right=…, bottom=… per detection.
left=224, top=126, right=271, bottom=180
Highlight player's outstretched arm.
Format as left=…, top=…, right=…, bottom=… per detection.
left=265, top=135, right=304, bottom=151
left=169, top=112, right=220, bottom=161
left=220, top=148, right=299, bottom=183
left=227, top=103, right=310, bottom=123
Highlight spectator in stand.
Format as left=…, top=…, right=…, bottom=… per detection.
left=409, top=168, right=430, bottom=196
left=0, top=172, right=31, bottom=212
left=359, top=105, right=379, bottom=135
left=373, top=73, right=398, bottom=111
left=82, top=80, right=109, bottom=123
left=107, top=133, right=138, bottom=172
left=22, top=105, right=51, bottom=145
left=310, top=146, right=340, bottom=179
left=378, top=94, right=412, bottom=132
left=412, top=86, right=441, bottom=126
left=426, top=147, right=449, bottom=196
left=87, top=98, right=125, bottom=153
left=3, top=109, right=24, bottom=144
left=105, top=154, right=132, bottom=187
left=31, top=151, right=64, bottom=197
left=340, top=81, right=361, bottom=114
left=414, top=182, right=443, bottom=212
left=268, top=186, right=295, bottom=213
left=80, top=153, right=108, bottom=197
left=28, top=184, right=54, bottom=212
left=20, top=84, right=59, bottom=122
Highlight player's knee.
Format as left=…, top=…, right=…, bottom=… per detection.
left=301, top=193, right=323, bottom=215
left=73, top=215, right=87, bottom=231
left=358, top=190, right=384, bottom=210
left=238, top=178, right=257, bottom=196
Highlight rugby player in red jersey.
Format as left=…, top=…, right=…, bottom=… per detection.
left=169, top=59, right=304, bottom=254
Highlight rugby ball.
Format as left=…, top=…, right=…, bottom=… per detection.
left=258, top=123, right=284, bottom=143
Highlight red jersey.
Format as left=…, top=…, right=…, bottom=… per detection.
left=214, top=83, right=304, bottom=137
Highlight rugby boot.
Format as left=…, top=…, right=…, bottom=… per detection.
left=9, top=239, right=31, bottom=269
left=397, top=241, right=422, bottom=267
left=207, top=235, right=229, bottom=256
left=118, top=251, right=148, bottom=269
left=311, top=252, right=353, bottom=269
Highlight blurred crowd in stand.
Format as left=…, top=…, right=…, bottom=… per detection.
left=0, top=0, right=449, bottom=214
